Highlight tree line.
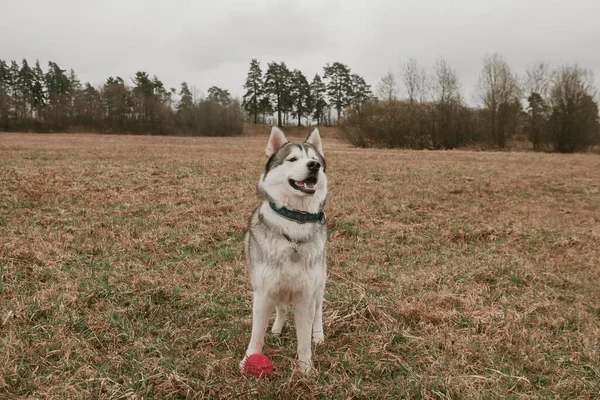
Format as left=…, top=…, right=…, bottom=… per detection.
left=345, top=54, right=600, bottom=153
left=242, top=59, right=372, bottom=127
left=0, top=59, right=243, bottom=135
left=2, top=55, right=598, bottom=152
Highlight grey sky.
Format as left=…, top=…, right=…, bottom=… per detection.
left=2, top=0, right=599, bottom=103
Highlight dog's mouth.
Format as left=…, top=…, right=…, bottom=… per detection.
left=289, top=176, right=318, bottom=194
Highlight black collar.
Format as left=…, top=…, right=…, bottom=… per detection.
left=269, top=202, right=326, bottom=225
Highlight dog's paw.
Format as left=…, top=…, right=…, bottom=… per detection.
left=297, top=359, right=313, bottom=374
left=312, top=333, right=324, bottom=345
left=271, top=327, right=282, bottom=335
left=239, top=354, right=249, bottom=372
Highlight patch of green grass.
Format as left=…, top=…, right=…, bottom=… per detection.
left=12, top=199, right=35, bottom=209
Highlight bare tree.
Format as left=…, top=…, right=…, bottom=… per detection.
left=399, top=58, right=431, bottom=147
left=524, top=62, right=551, bottom=98
left=476, top=53, right=522, bottom=147
left=433, top=58, right=460, bottom=104
left=401, top=58, right=429, bottom=104
left=430, top=58, right=465, bottom=148
left=376, top=71, right=398, bottom=102
left=524, top=62, right=551, bottom=149
left=547, top=65, right=599, bottom=152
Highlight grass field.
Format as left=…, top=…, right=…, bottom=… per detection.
left=1, top=132, right=599, bottom=399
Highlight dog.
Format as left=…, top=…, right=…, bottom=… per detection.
left=241, top=126, right=328, bottom=374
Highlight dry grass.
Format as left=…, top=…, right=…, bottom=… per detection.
left=1, top=132, right=599, bottom=399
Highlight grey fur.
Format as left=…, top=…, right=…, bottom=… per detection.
left=264, top=142, right=295, bottom=176
left=242, top=129, right=328, bottom=374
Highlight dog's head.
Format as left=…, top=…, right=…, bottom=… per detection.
left=258, top=127, right=327, bottom=211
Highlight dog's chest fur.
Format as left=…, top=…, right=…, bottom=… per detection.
left=245, top=203, right=326, bottom=301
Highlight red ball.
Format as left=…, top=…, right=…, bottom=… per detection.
left=242, top=354, right=273, bottom=377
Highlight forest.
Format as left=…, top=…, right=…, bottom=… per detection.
left=1, top=55, right=599, bottom=152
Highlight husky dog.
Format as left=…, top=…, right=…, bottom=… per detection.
left=242, top=126, right=328, bottom=374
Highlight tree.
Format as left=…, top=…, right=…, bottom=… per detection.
left=207, top=86, right=231, bottom=106
left=68, top=69, right=82, bottom=120
left=349, top=73, right=372, bottom=116
left=18, top=59, right=35, bottom=119
left=103, top=76, right=131, bottom=132
left=524, top=62, right=551, bottom=150
left=45, top=61, right=71, bottom=128
left=400, top=58, right=430, bottom=148
left=242, top=59, right=263, bottom=124
left=31, top=60, right=46, bottom=118
left=81, top=83, right=103, bottom=130
left=310, top=74, right=328, bottom=125
left=401, top=58, right=428, bottom=104
left=323, top=62, right=352, bottom=124
left=258, top=97, right=273, bottom=124
left=525, top=62, right=551, bottom=99
left=176, top=82, right=195, bottom=133
left=433, top=59, right=459, bottom=104
left=431, top=58, right=464, bottom=148
left=377, top=71, right=398, bottom=102
left=0, top=60, right=11, bottom=129
left=45, top=62, right=70, bottom=101
left=9, top=61, right=20, bottom=117
left=290, top=69, right=311, bottom=126
left=129, top=72, right=174, bottom=134
left=476, top=53, right=522, bottom=148
left=547, top=65, right=600, bottom=152
left=264, top=62, right=292, bottom=127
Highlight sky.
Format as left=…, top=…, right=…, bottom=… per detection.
left=1, top=0, right=599, bottom=104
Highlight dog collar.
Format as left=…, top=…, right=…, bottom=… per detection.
left=269, top=202, right=326, bottom=224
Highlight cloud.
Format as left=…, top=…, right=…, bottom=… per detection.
left=179, top=0, right=335, bottom=71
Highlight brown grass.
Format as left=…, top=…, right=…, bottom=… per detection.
left=1, top=132, right=599, bottom=399
left=243, top=123, right=345, bottom=139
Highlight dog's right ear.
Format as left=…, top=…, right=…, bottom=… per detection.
left=265, top=126, right=288, bottom=158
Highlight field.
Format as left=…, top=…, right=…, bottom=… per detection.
left=1, top=132, right=599, bottom=399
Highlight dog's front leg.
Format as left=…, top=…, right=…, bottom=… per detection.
left=243, top=292, right=275, bottom=361
left=312, top=287, right=325, bottom=344
left=294, top=297, right=316, bottom=374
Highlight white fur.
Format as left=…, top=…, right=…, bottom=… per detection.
left=242, top=128, right=327, bottom=374
left=265, top=126, right=288, bottom=158
left=305, top=128, right=324, bottom=156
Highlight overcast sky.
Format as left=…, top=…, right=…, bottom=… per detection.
left=2, top=0, right=599, bottom=103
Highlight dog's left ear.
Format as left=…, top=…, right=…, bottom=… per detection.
left=305, top=128, right=324, bottom=156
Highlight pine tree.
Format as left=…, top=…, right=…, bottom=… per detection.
left=349, top=73, right=372, bottom=116
left=323, top=62, right=353, bottom=123
left=103, top=76, right=130, bottom=132
left=82, top=82, right=102, bottom=129
left=264, top=62, right=293, bottom=127
left=0, top=60, right=11, bottom=128
left=6, top=61, right=19, bottom=124
left=177, top=82, right=195, bottom=134
left=177, top=82, right=194, bottom=111
left=208, top=86, right=231, bottom=106
left=242, top=59, right=263, bottom=124
left=310, top=74, right=327, bottom=126
left=32, top=60, right=46, bottom=118
left=68, top=69, right=82, bottom=119
left=45, top=62, right=70, bottom=102
left=18, top=59, right=35, bottom=119
left=258, top=97, right=273, bottom=124
left=290, top=69, right=311, bottom=126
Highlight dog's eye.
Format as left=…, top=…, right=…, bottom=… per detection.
left=288, top=158, right=297, bottom=162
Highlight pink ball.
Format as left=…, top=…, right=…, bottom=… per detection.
left=242, top=354, right=273, bottom=377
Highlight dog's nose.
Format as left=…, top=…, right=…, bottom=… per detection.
left=307, top=160, right=321, bottom=171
